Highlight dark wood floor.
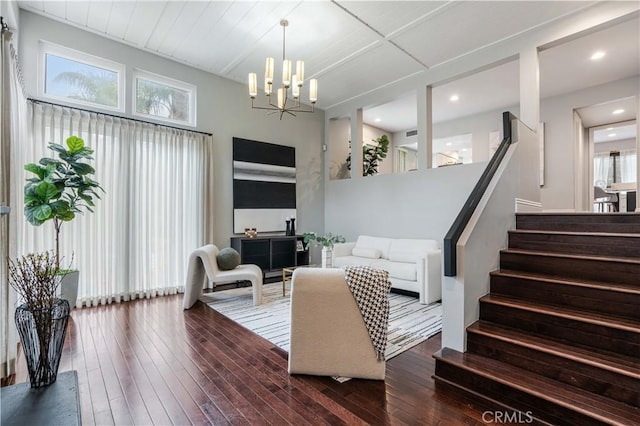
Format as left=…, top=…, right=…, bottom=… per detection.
left=9, top=288, right=493, bottom=425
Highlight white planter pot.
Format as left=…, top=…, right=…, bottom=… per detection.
left=59, top=270, right=79, bottom=309
left=321, top=247, right=333, bottom=268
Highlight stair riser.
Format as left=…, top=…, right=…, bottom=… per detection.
left=500, top=251, right=640, bottom=286
left=516, top=214, right=640, bottom=233
left=433, top=379, right=550, bottom=426
left=490, top=274, right=640, bottom=320
left=434, top=361, right=608, bottom=426
left=467, top=332, right=640, bottom=407
left=508, top=232, right=640, bottom=258
left=479, top=302, right=640, bottom=358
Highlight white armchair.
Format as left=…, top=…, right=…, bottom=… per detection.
left=183, top=244, right=263, bottom=309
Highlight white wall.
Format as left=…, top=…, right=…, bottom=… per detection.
left=324, top=162, right=485, bottom=245
left=18, top=11, right=326, bottom=249
left=328, top=117, right=350, bottom=180
left=594, top=138, right=636, bottom=154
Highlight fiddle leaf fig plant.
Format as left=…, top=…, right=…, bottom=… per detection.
left=24, top=136, right=103, bottom=270
left=346, top=134, right=390, bottom=176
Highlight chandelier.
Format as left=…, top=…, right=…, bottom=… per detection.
left=248, top=19, right=317, bottom=119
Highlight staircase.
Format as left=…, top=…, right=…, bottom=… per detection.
left=433, top=213, right=640, bottom=426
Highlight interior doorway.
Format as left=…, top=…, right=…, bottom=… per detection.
left=575, top=97, right=638, bottom=213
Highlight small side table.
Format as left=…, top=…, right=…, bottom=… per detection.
left=282, top=265, right=316, bottom=296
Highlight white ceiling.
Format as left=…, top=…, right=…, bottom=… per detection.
left=17, top=1, right=639, bottom=132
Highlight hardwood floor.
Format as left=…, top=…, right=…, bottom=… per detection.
left=9, top=289, right=492, bottom=425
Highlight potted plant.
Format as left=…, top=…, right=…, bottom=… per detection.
left=23, top=135, right=103, bottom=307
left=302, top=232, right=346, bottom=268
left=346, top=134, right=390, bottom=176
left=8, top=252, right=71, bottom=387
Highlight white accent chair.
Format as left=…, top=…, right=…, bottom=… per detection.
left=288, top=268, right=386, bottom=380
left=183, top=244, right=263, bottom=309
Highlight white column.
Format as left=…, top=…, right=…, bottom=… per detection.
left=519, top=47, right=540, bottom=131
left=351, top=108, right=363, bottom=180
left=417, top=86, right=432, bottom=170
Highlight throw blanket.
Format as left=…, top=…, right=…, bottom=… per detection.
left=343, top=266, right=392, bottom=360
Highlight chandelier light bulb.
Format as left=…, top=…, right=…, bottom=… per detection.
left=296, top=60, right=304, bottom=85
left=292, top=76, right=299, bottom=98
left=277, top=87, right=285, bottom=109
left=265, top=57, right=274, bottom=84
left=248, top=73, right=257, bottom=98
left=264, top=76, right=272, bottom=95
left=282, top=59, right=292, bottom=87
left=309, top=79, right=318, bottom=103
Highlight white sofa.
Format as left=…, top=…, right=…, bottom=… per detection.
left=332, top=235, right=442, bottom=304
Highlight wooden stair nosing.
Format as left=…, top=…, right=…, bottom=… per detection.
left=501, top=248, right=640, bottom=265
left=509, top=229, right=640, bottom=238
left=491, top=270, right=640, bottom=295
left=480, top=294, right=640, bottom=333
left=434, top=348, right=640, bottom=425
left=467, top=321, right=640, bottom=380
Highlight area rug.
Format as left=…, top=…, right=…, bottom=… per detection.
left=200, top=282, right=442, bottom=360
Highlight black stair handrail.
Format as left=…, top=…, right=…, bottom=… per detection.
left=443, top=111, right=515, bottom=277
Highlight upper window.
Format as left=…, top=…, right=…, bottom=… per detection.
left=133, top=70, right=196, bottom=126
left=40, top=42, right=125, bottom=111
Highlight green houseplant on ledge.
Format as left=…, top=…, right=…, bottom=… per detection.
left=303, top=232, right=346, bottom=268
left=23, top=135, right=103, bottom=307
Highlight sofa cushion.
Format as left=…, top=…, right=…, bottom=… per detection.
left=355, top=236, right=392, bottom=259
left=333, top=256, right=379, bottom=268
left=371, top=259, right=417, bottom=282
left=351, top=247, right=381, bottom=259
left=388, top=239, right=439, bottom=263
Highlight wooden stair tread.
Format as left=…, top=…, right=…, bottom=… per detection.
left=467, top=321, right=640, bottom=378
left=491, top=269, right=640, bottom=295
left=502, top=248, right=640, bottom=264
left=509, top=229, right=640, bottom=238
left=434, top=348, right=640, bottom=424
left=480, top=294, right=640, bottom=332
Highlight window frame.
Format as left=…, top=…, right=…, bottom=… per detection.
left=132, top=69, right=197, bottom=127
left=39, top=41, right=126, bottom=112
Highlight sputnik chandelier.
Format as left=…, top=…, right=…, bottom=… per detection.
left=248, top=19, right=317, bottom=119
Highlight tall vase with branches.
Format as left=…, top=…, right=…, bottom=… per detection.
left=23, top=135, right=103, bottom=271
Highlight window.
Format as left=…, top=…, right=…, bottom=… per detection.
left=133, top=70, right=196, bottom=126
left=40, top=42, right=125, bottom=111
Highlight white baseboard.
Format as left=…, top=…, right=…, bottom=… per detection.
left=515, top=198, right=542, bottom=212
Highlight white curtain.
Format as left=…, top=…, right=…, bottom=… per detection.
left=593, top=152, right=611, bottom=187
left=16, top=102, right=214, bottom=307
left=1, top=27, right=26, bottom=380
left=619, top=149, right=637, bottom=183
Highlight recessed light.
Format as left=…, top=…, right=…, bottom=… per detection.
left=608, top=133, right=617, bottom=137
left=446, top=142, right=453, bottom=147
left=606, top=127, right=614, bottom=130
left=450, top=94, right=459, bottom=102
left=461, top=148, right=468, bottom=152
left=612, top=109, right=625, bottom=115
left=374, top=118, right=381, bottom=122
left=590, top=51, right=605, bottom=61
